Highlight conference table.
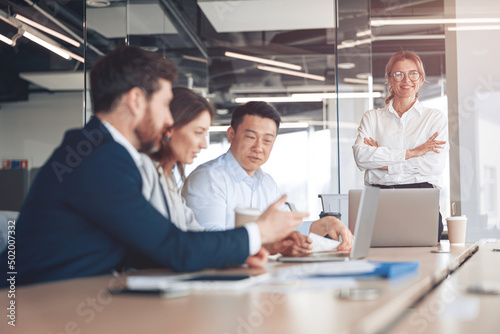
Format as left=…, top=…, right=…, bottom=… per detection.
left=388, top=241, right=500, bottom=334
left=1, top=241, right=497, bottom=334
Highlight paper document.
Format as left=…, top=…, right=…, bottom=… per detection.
left=257, top=277, right=357, bottom=293
left=308, top=232, right=341, bottom=252
left=275, top=260, right=377, bottom=279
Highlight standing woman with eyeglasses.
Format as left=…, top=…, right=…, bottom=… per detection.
left=352, top=50, right=449, bottom=241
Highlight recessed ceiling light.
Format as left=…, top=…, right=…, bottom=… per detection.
left=371, top=17, right=500, bottom=27
left=338, top=62, right=356, bottom=69
left=86, top=0, right=111, bottom=8
left=225, top=51, right=301, bottom=70
left=140, top=46, right=159, bottom=52
left=356, top=72, right=371, bottom=79
left=257, top=65, right=326, bottom=82
left=216, top=109, right=229, bottom=115
left=341, top=39, right=356, bottom=48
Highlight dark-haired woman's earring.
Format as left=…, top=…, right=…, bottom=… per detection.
left=166, top=136, right=171, bottom=142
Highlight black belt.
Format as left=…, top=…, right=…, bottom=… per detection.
left=370, top=182, right=434, bottom=189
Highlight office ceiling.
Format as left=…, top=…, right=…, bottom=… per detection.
left=0, top=0, right=446, bottom=117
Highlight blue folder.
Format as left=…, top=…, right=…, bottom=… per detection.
left=366, top=261, right=420, bottom=279
left=313, top=261, right=420, bottom=279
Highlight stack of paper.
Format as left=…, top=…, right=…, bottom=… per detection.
left=274, top=261, right=420, bottom=280
left=308, top=232, right=341, bottom=252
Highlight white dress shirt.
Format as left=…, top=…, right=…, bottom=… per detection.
left=140, top=154, right=205, bottom=232
left=101, top=119, right=143, bottom=170
left=183, top=150, right=282, bottom=250
left=352, top=100, right=449, bottom=188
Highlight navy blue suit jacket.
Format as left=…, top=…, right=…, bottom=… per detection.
left=1, top=117, right=249, bottom=286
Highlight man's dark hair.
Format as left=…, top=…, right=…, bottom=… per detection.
left=230, top=101, right=281, bottom=132
left=90, top=45, right=178, bottom=114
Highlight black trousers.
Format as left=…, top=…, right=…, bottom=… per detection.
left=371, top=182, right=443, bottom=242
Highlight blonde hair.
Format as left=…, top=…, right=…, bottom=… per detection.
left=384, top=51, right=426, bottom=105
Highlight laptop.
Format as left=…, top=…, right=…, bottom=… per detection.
left=349, top=188, right=439, bottom=247
left=278, top=187, right=380, bottom=262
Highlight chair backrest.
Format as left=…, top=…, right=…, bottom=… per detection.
left=318, top=194, right=348, bottom=211
left=0, top=169, right=29, bottom=211
left=318, top=194, right=349, bottom=222
left=0, top=167, right=40, bottom=211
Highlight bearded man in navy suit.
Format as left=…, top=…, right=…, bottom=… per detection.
left=0, top=46, right=306, bottom=287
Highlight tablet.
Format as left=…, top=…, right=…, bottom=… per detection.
left=126, top=272, right=270, bottom=291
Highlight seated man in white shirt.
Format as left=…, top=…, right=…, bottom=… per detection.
left=183, top=101, right=353, bottom=252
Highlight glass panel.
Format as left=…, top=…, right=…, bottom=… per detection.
left=5, top=0, right=497, bottom=242
left=343, top=0, right=451, bottom=222
left=198, top=0, right=339, bottom=219
left=337, top=0, right=372, bottom=195
left=445, top=0, right=500, bottom=240
left=0, top=0, right=85, bottom=175
left=85, top=0, right=209, bottom=119
left=85, top=0, right=127, bottom=122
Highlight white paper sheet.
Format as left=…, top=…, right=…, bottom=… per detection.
left=308, top=232, right=341, bottom=252
left=274, top=260, right=377, bottom=279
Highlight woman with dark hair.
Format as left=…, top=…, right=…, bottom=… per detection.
left=141, top=87, right=215, bottom=231
left=352, top=51, right=448, bottom=240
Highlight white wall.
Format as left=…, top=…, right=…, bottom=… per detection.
left=0, top=92, right=84, bottom=168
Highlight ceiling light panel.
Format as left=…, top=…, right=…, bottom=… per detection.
left=448, top=25, right=500, bottom=31
left=225, top=51, right=301, bottom=70
left=23, top=31, right=71, bottom=60
left=371, top=17, right=500, bottom=27
left=0, top=34, right=13, bottom=45
left=86, top=0, right=111, bottom=8
left=15, top=14, right=80, bottom=47
left=257, top=65, right=326, bottom=82
left=198, top=0, right=336, bottom=32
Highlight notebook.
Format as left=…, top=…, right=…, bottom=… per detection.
left=278, top=186, right=380, bottom=263
left=349, top=188, right=439, bottom=247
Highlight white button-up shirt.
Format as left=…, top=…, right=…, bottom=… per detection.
left=183, top=150, right=282, bottom=231
left=352, top=100, right=449, bottom=188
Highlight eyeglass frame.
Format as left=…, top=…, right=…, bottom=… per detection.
left=390, top=71, right=422, bottom=82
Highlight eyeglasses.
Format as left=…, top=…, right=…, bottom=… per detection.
left=390, top=71, right=421, bottom=82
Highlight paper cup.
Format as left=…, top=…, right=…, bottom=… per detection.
left=446, top=216, right=467, bottom=244
left=234, top=207, right=261, bottom=227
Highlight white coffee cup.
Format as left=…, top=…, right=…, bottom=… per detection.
left=446, top=215, right=467, bottom=244
left=234, top=207, right=261, bottom=227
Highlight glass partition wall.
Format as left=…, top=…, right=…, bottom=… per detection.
left=197, top=0, right=348, bottom=219
left=2, top=0, right=499, bottom=240
left=85, top=0, right=208, bottom=122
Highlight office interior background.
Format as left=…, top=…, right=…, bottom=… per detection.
left=0, top=0, right=498, bottom=242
